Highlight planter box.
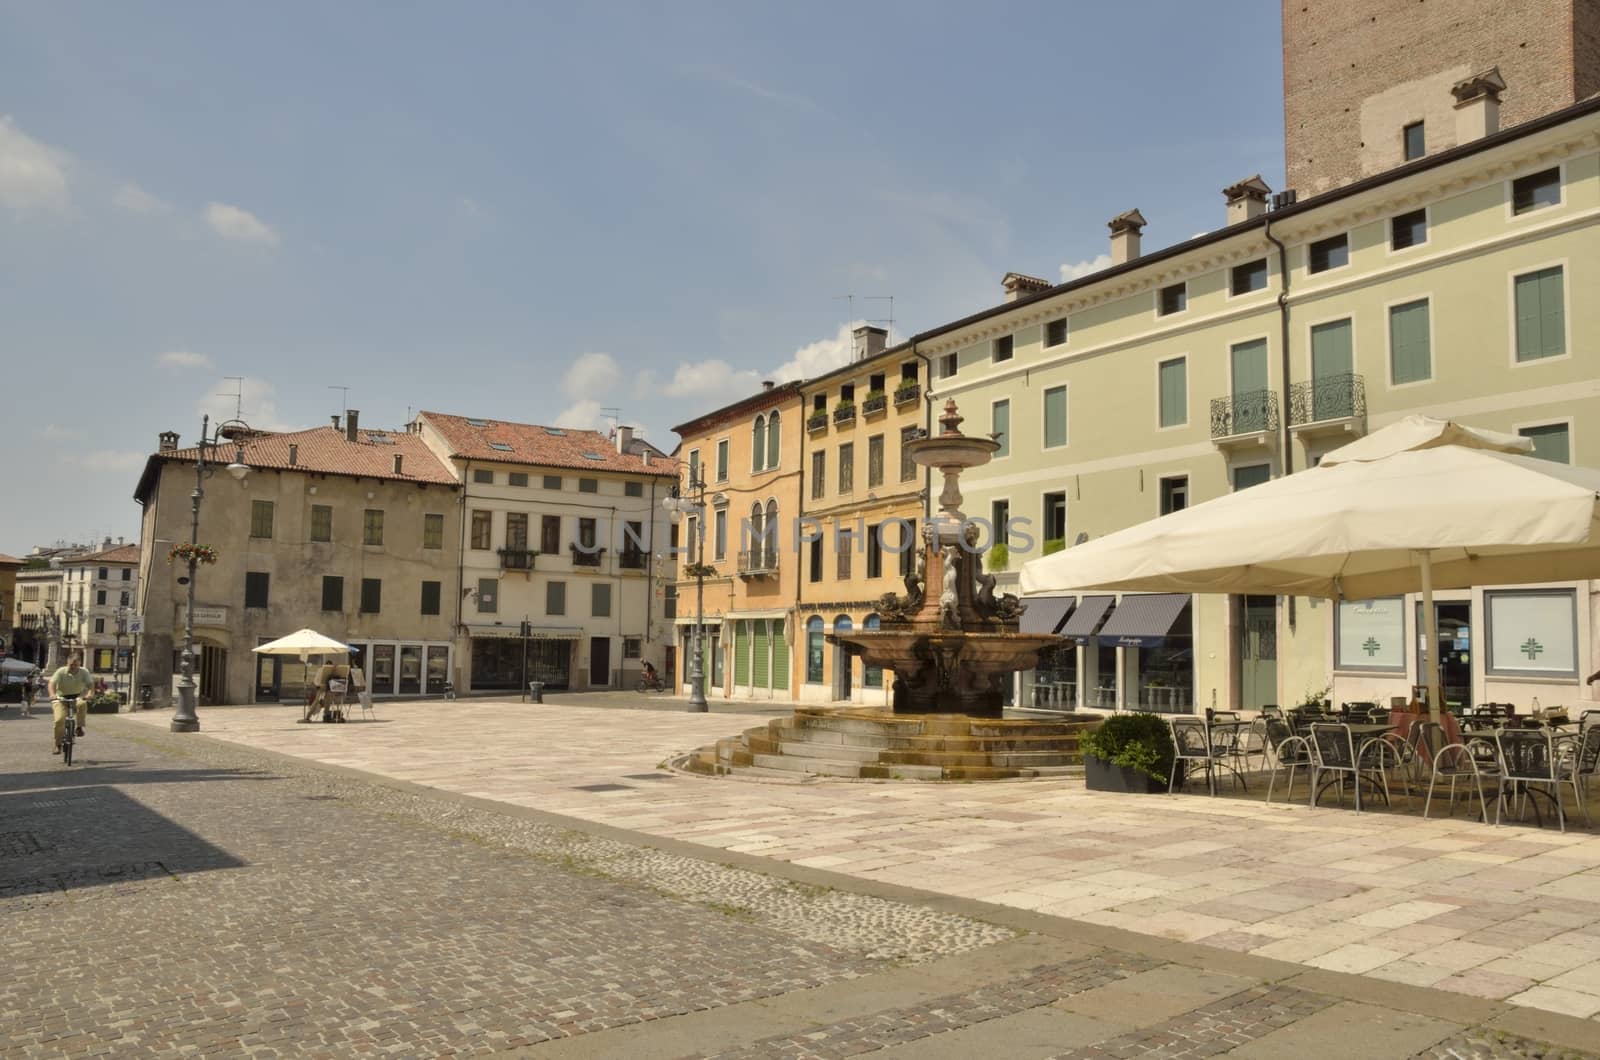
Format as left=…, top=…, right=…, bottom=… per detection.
left=1084, top=754, right=1168, bottom=794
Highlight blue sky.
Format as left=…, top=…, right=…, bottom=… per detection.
left=0, top=2, right=1282, bottom=555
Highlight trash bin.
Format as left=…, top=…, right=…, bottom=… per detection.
left=528, top=681, right=544, bottom=704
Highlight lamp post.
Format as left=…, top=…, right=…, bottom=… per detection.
left=172, top=413, right=252, bottom=733
left=661, top=466, right=710, bottom=713
left=114, top=606, right=129, bottom=700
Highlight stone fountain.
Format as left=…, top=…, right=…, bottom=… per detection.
left=680, top=400, right=1099, bottom=781
left=827, top=398, right=1066, bottom=717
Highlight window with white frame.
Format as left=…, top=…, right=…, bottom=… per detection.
left=1486, top=589, right=1578, bottom=677
left=1335, top=597, right=1406, bottom=672
left=1043, top=386, right=1067, bottom=449
left=1511, top=167, right=1560, bottom=215
left=992, top=400, right=1010, bottom=458
left=1044, top=318, right=1068, bottom=347
left=1157, top=357, right=1187, bottom=428
left=992, top=335, right=1013, bottom=363
left=1388, top=299, right=1431, bottom=384
left=1518, top=422, right=1570, bottom=464
left=1513, top=265, right=1565, bottom=362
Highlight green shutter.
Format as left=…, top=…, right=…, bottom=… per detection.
left=1158, top=359, right=1186, bottom=427
left=733, top=621, right=750, bottom=685
left=1389, top=300, right=1431, bottom=385
left=992, top=401, right=1010, bottom=458
left=1310, top=319, right=1354, bottom=420
left=752, top=621, right=770, bottom=688
left=1521, top=424, right=1571, bottom=464
left=1230, top=339, right=1268, bottom=396
left=771, top=621, right=790, bottom=689
left=1516, top=267, right=1564, bottom=362
left=1044, top=387, right=1067, bottom=447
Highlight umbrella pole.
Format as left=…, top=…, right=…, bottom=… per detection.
left=1419, top=550, right=1442, bottom=724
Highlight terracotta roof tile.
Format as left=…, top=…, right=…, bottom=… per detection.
left=0, top=553, right=21, bottom=566
left=72, top=544, right=141, bottom=565
left=421, top=411, right=675, bottom=477
left=163, top=426, right=458, bottom=485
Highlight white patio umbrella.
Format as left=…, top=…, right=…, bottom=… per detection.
left=1019, top=415, right=1600, bottom=719
left=251, top=629, right=354, bottom=660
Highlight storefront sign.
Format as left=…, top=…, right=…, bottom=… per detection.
left=1335, top=597, right=1404, bottom=672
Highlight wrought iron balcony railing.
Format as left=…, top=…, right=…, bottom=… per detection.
left=569, top=544, right=605, bottom=568
left=618, top=550, right=647, bottom=571
left=737, top=549, right=779, bottom=576
left=894, top=383, right=921, bottom=407
left=833, top=405, right=856, bottom=425
left=1288, top=373, right=1366, bottom=427
left=861, top=393, right=887, bottom=416
left=806, top=412, right=829, bottom=433
left=498, top=548, right=535, bottom=571
left=1210, top=388, right=1280, bottom=439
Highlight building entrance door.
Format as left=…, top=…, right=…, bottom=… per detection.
left=1238, top=596, right=1277, bottom=711
left=1417, top=601, right=1472, bottom=711
left=589, top=637, right=611, bottom=688
left=199, top=644, right=227, bottom=705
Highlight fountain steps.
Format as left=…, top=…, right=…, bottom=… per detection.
left=682, top=708, right=1098, bottom=781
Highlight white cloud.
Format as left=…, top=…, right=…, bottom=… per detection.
left=678, top=64, right=819, bottom=110
left=158, top=350, right=214, bottom=369
left=60, top=450, right=147, bottom=474
left=554, top=399, right=605, bottom=431
left=0, top=115, right=69, bottom=212
left=771, top=322, right=863, bottom=385
left=1059, top=253, right=1112, bottom=282
left=43, top=424, right=83, bottom=441
left=205, top=201, right=279, bottom=245
left=114, top=183, right=170, bottom=214
left=197, top=375, right=294, bottom=432
left=561, top=352, right=622, bottom=398
left=663, top=358, right=762, bottom=400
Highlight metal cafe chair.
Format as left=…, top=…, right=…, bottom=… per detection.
left=1309, top=723, right=1403, bottom=813
left=1264, top=716, right=1313, bottom=805
left=1424, top=734, right=1498, bottom=824
left=1169, top=716, right=1233, bottom=796
left=1494, top=728, right=1570, bottom=832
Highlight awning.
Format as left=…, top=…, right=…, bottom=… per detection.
left=1097, top=593, right=1191, bottom=648
left=468, top=625, right=583, bottom=641
left=1059, top=595, right=1115, bottom=641
left=1020, top=595, right=1075, bottom=635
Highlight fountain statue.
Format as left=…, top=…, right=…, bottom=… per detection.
left=827, top=399, right=1065, bottom=717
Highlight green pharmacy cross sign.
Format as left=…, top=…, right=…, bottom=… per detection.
left=1521, top=637, right=1544, bottom=660
left=1362, top=637, right=1382, bottom=657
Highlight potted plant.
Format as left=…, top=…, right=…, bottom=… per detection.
left=894, top=378, right=921, bottom=404
left=1042, top=537, right=1065, bottom=556
left=832, top=400, right=856, bottom=424
left=861, top=389, right=887, bottom=414
left=681, top=562, right=719, bottom=579
left=1080, top=712, right=1175, bottom=794
left=987, top=542, right=1008, bottom=572
left=168, top=542, right=218, bottom=565
left=807, top=410, right=829, bottom=431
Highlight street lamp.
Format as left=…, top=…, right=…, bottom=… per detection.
left=172, top=413, right=251, bottom=734
left=114, top=606, right=129, bottom=700
left=661, top=465, right=710, bottom=713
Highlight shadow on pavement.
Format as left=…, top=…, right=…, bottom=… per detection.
left=0, top=785, right=247, bottom=899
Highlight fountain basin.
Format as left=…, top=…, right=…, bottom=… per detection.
left=828, top=629, right=1065, bottom=717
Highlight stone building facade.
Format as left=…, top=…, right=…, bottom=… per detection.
left=1283, top=0, right=1600, bottom=195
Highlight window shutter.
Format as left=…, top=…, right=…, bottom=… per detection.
left=1514, top=272, right=1542, bottom=361
left=734, top=621, right=750, bottom=685
left=771, top=622, right=789, bottom=689
left=1539, top=267, right=1565, bottom=358
left=1389, top=301, right=1430, bottom=384
left=1158, top=360, right=1186, bottom=427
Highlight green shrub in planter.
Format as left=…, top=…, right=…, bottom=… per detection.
left=1079, top=712, right=1174, bottom=785
left=85, top=692, right=124, bottom=714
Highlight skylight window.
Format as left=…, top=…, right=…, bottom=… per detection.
left=466, top=418, right=491, bottom=427
left=543, top=427, right=566, bottom=436
left=367, top=433, right=395, bottom=445
left=488, top=442, right=514, bottom=452
left=581, top=451, right=604, bottom=461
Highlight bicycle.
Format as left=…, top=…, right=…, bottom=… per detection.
left=636, top=673, right=666, bottom=693
left=57, top=693, right=81, bottom=766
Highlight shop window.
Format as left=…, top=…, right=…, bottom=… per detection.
left=1335, top=597, right=1405, bottom=671
left=1487, top=589, right=1577, bottom=677
left=805, top=616, right=825, bottom=683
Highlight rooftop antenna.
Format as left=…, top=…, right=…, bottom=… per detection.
left=601, top=406, right=621, bottom=437
left=221, top=376, right=244, bottom=420
left=863, top=295, right=896, bottom=344
left=328, top=385, right=350, bottom=420
left=833, top=294, right=856, bottom=330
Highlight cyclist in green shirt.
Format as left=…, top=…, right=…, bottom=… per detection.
left=48, top=651, right=94, bottom=754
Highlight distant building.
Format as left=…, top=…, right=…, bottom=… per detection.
left=134, top=413, right=462, bottom=706
left=0, top=553, right=20, bottom=655
left=57, top=542, right=141, bottom=678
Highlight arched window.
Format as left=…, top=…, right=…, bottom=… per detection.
left=748, top=502, right=763, bottom=568
left=752, top=414, right=767, bottom=472
left=766, top=410, right=781, bottom=470
left=805, top=616, right=825, bottom=683
left=862, top=614, right=883, bottom=688
left=763, top=499, right=779, bottom=566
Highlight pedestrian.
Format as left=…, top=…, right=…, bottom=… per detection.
left=21, top=672, right=37, bottom=717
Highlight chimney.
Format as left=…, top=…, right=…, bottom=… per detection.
left=158, top=431, right=179, bottom=453
left=642, top=450, right=652, bottom=467
left=615, top=425, right=634, bottom=453
left=288, top=444, right=298, bottom=466
left=345, top=409, right=360, bottom=442
left=761, top=379, right=775, bottom=391
left=331, top=415, right=341, bottom=430
left=392, top=453, right=404, bottom=475
left=1001, top=272, right=1052, bottom=303
left=1107, top=208, right=1147, bottom=265
left=1452, top=67, right=1505, bottom=143
left=1222, top=175, right=1272, bottom=225
left=851, top=325, right=888, bottom=362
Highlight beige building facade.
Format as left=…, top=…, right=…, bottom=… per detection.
left=58, top=542, right=141, bottom=681
left=134, top=416, right=462, bottom=706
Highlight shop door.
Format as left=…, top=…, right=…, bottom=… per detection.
left=398, top=646, right=422, bottom=695
left=372, top=645, right=396, bottom=695
left=426, top=647, right=449, bottom=695
left=255, top=650, right=281, bottom=702
left=1238, top=596, right=1277, bottom=711
left=1417, top=601, right=1472, bottom=711
left=200, top=645, right=227, bottom=705
left=589, top=637, right=611, bottom=687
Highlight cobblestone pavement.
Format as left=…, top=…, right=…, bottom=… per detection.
left=2, top=708, right=1597, bottom=1058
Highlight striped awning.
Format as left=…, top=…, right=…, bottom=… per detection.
left=1020, top=595, right=1075, bottom=635
left=1059, top=595, right=1115, bottom=642
left=1096, top=594, right=1191, bottom=648
left=467, top=625, right=583, bottom=640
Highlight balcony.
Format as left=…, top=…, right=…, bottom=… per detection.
left=619, top=549, right=647, bottom=571
left=806, top=411, right=829, bottom=434
left=1288, top=373, right=1367, bottom=441
left=861, top=392, right=887, bottom=417
left=498, top=547, right=536, bottom=571
left=832, top=404, right=856, bottom=426
left=737, top=549, right=779, bottom=578
left=569, top=544, right=606, bottom=568
left=894, top=383, right=921, bottom=407
left=1209, top=388, right=1280, bottom=452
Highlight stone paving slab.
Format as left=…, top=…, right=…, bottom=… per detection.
left=118, top=699, right=1600, bottom=1025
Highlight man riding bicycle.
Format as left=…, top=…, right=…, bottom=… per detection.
left=48, top=651, right=94, bottom=755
